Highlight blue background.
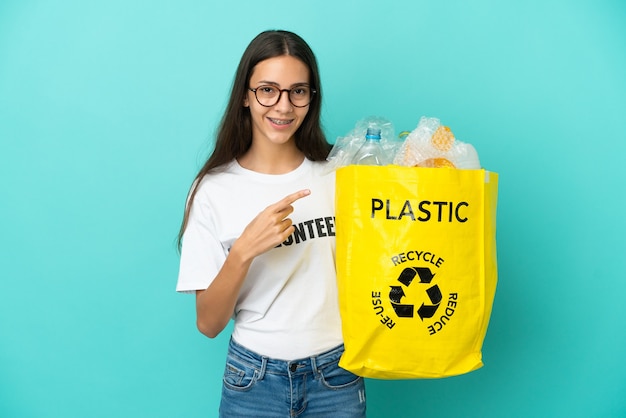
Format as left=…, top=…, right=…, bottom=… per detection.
left=1, top=1, right=625, bottom=417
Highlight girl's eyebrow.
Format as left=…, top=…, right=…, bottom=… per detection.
left=254, top=80, right=310, bottom=87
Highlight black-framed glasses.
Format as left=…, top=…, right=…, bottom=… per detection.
left=248, top=84, right=316, bottom=108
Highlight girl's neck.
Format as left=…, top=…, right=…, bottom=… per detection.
left=237, top=143, right=305, bottom=174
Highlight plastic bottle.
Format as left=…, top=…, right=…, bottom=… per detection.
left=351, top=127, right=387, bottom=166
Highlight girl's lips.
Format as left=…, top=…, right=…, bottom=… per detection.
left=267, top=117, right=294, bottom=128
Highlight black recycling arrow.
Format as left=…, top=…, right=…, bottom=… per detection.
left=389, top=286, right=414, bottom=317
left=397, top=267, right=417, bottom=286
left=415, top=267, right=436, bottom=283
left=389, top=286, right=405, bottom=303
left=417, top=284, right=443, bottom=320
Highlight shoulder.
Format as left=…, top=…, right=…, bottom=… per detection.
left=304, top=160, right=336, bottom=203
left=308, top=159, right=335, bottom=180
left=194, top=160, right=239, bottom=189
left=185, top=161, right=241, bottom=211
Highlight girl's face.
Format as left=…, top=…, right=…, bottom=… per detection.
left=245, top=55, right=311, bottom=149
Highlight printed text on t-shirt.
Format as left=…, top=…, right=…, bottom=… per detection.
left=276, top=216, right=335, bottom=247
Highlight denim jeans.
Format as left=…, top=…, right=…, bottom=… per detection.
left=219, top=338, right=366, bottom=417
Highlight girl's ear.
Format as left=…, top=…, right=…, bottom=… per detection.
left=243, top=95, right=249, bottom=107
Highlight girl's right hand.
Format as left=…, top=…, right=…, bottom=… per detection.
left=195, top=189, right=311, bottom=338
left=231, top=189, right=311, bottom=261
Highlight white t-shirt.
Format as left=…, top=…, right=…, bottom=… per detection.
left=176, top=158, right=343, bottom=360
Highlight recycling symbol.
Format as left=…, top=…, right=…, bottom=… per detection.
left=389, top=267, right=442, bottom=320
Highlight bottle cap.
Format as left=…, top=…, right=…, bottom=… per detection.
left=365, top=127, right=382, bottom=140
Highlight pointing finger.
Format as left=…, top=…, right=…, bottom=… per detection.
left=273, top=189, right=311, bottom=211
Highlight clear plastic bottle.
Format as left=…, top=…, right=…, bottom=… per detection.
left=351, top=127, right=387, bottom=166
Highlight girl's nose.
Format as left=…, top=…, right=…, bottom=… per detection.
left=274, top=90, right=294, bottom=112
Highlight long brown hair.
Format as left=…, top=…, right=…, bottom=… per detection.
left=177, top=30, right=331, bottom=249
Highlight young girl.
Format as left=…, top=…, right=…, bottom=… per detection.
left=176, top=30, right=366, bottom=417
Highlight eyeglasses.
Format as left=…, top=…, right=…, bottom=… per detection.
left=248, top=84, right=316, bottom=108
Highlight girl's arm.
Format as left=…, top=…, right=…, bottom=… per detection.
left=194, top=189, right=311, bottom=338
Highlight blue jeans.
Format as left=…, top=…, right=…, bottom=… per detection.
left=219, top=338, right=366, bottom=417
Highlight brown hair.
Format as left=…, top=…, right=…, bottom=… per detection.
left=177, top=30, right=331, bottom=249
